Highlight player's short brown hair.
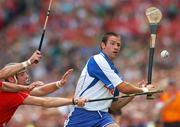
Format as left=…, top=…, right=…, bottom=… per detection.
left=100, top=32, right=119, bottom=50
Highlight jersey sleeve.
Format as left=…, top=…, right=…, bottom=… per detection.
left=0, top=81, right=3, bottom=88
left=19, top=91, right=29, bottom=98
left=10, top=92, right=29, bottom=106
left=87, top=56, right=123, bottom=90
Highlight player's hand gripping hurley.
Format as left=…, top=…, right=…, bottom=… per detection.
left=145, top=7, right=162, bottom=99
left=34, top=0, right=53, bottom=64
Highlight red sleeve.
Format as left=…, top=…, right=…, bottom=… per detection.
left=19, top=91, right=29, bottom=99
left=4, top=92, right=29, bottom=107
left=0, top=81, right=3, bottom=88
left=0, top=92, right=29, bottom=107
left=0, top=92, right=29, bottom=124
left=17, top=92, right=29, bottom=104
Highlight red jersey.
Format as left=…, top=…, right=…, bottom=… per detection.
left=0, top=86, right=29, bottom=127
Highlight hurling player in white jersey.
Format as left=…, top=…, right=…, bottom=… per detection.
left=64, top=32, right=155, bottom=127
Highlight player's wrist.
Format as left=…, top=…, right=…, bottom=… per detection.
left=24, top=86, right=30, bottom=91
left=22, top=60, right=31, bottom=68
left=72, top=98, right=78, bottom=105
left=19, top=85, right=28, bottom=91
left=55, top=81, right=62, bottom=88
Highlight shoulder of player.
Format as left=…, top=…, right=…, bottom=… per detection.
left=0, top=91, right=29, bottom=102
left=19, top=91, right=30, bottom=96
left=93, top=54, right=107, bottom=63
left=86, top=54, right=107, bottom=67
left=0, top=91, right=29, bottom=95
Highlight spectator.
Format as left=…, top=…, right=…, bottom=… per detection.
left=159, top=79, right=180, bottom=127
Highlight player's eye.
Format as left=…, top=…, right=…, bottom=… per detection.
left=117, top=43, right=121, bottom=47
left=110, top=41, right=115, bottom=45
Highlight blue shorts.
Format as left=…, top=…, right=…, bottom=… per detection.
left=64, top=107, right=114, bottom=127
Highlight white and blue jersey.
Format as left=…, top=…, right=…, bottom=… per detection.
left=65, top=52, right=123, bottom=127
left=75, top=51, right=123, bottom=111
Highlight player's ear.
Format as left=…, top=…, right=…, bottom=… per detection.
left=6, top=76, right=16, bottom=83
left=101, top=42, right=106, bottom=50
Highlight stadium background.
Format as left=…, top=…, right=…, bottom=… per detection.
left=0, top=0, right=179, bottom=127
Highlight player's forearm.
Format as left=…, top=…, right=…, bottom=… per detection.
left=0, top=64, right=22, bottom=79
left=30, top=81, right=61, bottom=96
left=41, top=97, right=72, bottom=107
left=0, top=61, right=31, bottom=79
left=117, top=81, right=144, bottom=94
left=24, top=96, right=86, bottom=107
left=2, top=82, right=28, bottom=92
left=110, top=97, right=134, bottom=111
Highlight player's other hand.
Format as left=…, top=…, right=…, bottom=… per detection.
left=28, top=81, right=44, bottom=91
left=29, top=50, right=42, bottom=64
left=74, top=98, right=87, bottom=107
left=59, top=69, right=73, bottom=87
left=138, top=80, right=156, bottom=92
left=146, top=84, right=156, bottom=91
left=26, top=84, right=37, bottom=91
left=137, top=80, right=147, bottom=87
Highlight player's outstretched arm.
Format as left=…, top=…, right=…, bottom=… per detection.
left=1, top=82, right=38, bottom=92
left=30, top=69, right=73, bottom=96
left=110, top=80, right=150, bottom=112
left=117, top=81, right=155, bottom=94
left=0, top=50, right=41, bottom=79
left=23, top=96, right=87, bottom=107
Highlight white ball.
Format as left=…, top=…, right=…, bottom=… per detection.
left=160, top=50, right=169, bottom=58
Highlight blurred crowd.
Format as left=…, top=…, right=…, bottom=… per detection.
left=0, top=0, right=179, bottom=127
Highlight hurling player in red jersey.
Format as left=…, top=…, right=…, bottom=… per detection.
left=0, top=66, right=87, bottom=127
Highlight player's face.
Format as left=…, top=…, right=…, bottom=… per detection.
left=101, top=35, right=121, bottom=60
left=16, top=70, right=31, bottom=85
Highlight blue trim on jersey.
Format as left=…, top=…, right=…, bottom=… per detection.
left=87, top=57, right=114, bottom=90
left=79, top=78, right=99, bottom=97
